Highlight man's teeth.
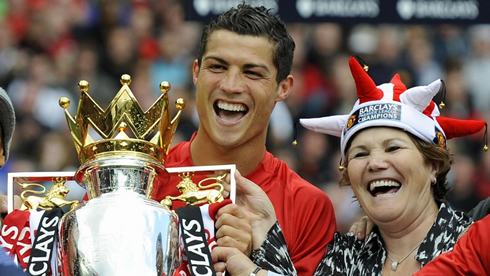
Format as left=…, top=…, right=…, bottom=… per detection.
left=217, top=101, right=246, bottom=112
left=369, top=180, right=400, bottom=192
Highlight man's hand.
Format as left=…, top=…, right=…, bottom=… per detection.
left=0, top=191, right=22, bottom=214
left=212, top=246, right=262, bottom=276
left=215, top=203, right=253, bottom=256
left=349, top=215, right=374, bottom=240
left=214, top=170, right=277, bottom=257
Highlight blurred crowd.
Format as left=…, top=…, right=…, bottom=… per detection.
left=1, top=0, right=490, bottom=233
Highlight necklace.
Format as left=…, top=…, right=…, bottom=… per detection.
left=386, top=241, right=423, bottom=271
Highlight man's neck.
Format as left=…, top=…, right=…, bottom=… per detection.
left=189, top=131, right=266, bottom=175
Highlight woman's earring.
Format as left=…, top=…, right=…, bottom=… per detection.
left=338, top=158, right=345, bottom=172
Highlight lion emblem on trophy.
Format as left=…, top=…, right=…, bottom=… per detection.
left=161, top=172, right=225, bottom=209
left=19, top=178, right=80, bottom=211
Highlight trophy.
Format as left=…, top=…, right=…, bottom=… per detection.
left=57, top=75, right=185, bottom=276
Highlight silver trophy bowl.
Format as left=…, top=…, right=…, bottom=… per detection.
left=58, top=154, right=180, bottom=276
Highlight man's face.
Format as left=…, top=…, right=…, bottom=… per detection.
left=0, top=126, right=5, bottom=167
left=192, top=29, right=292, bottom=149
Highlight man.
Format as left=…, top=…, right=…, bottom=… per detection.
left=0, top=4, right=336, bottom=275
left=155, top=4, right=336, bottom=276
left=0, top=87, right=28, bottom=276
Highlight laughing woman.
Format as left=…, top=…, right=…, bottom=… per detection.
left=211, top=56, right=487, bottom=276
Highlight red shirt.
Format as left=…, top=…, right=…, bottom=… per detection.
left=415, top=214, right=490, bottom=276
left=154, top=136, right=337, bottom=276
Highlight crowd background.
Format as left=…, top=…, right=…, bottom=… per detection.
left=1, top=0, right=490, bottom=233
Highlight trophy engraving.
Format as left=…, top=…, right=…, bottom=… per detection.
left=18, top=177, right=80, bottom=211
left=57, top=74, right=185, bottom=275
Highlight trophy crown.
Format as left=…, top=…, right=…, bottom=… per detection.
left=59, top=74, right=186, bottom=165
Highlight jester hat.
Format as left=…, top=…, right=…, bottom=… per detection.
left=300, top=56, right=486, bottom=160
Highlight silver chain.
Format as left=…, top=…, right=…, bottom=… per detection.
left=386, top=241, right=422, bottom=271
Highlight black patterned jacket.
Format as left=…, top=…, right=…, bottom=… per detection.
left=254, top=202, right=472, bottom=276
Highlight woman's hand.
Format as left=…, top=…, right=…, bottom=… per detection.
left=233, top=170, right=276, bottom=249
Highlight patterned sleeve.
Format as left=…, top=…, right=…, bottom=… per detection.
left=313, top=232, right=349, bottom=275
left=252, top=221, right=297, bottom=276
left=252, top=223, right=360, bottom=276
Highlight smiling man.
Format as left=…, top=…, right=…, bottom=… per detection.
left=153, top=4, right=336, bottom=276
left=0, top=5, right=336, bottom=275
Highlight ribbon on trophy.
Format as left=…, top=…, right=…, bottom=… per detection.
left=26, top=207, right=63, bottom=276
left=0, top=207, right=64, bottom=276
left=0, top=178, right=78, bottom=276
left=0, top=209, right=33, bottom=268
left=175, top=199, right=232, bottom=276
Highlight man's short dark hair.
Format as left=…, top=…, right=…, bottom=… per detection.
left=196, top=3, right=295, bottom=84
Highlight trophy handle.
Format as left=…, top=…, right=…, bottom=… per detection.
left=8, top=172, right=81, bottom=213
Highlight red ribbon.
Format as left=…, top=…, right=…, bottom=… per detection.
left=0, top=209, right=33, bottom=269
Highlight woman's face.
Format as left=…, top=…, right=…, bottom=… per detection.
left=346, top=127, right=438, bottom=226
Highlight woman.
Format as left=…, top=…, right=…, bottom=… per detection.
left=211, top=56, right=487, bottom=276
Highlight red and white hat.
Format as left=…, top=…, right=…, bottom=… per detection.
left=300, top=56, right=487, bottom=160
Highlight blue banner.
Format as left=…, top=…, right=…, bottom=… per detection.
left=184, top=0, right=490, bottom=24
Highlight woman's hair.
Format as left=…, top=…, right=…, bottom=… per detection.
left=196, top=3, right=295, bottom=84
left=340, top=131, right=453, bottom=202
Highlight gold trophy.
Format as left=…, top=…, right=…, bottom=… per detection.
left=57, top=74, right=185, bottom=275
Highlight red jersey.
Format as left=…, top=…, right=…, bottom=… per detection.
left=154, top=136, right=337, bottom=276
left=415, top=214, right=490, bottom=276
